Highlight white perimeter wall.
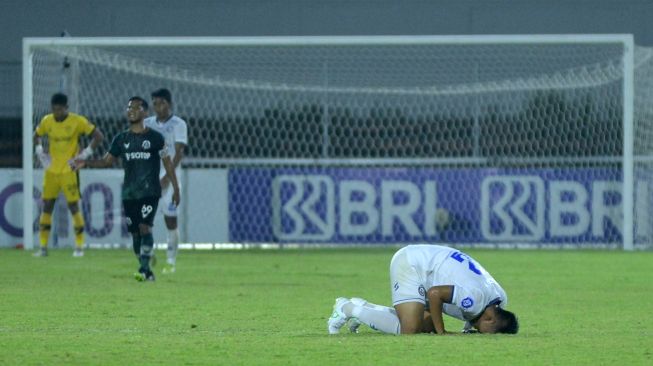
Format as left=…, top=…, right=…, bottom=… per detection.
left=0, top=169, right=228, bottom=248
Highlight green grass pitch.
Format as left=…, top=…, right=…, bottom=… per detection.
left=0, top=248, right=652, bottom=365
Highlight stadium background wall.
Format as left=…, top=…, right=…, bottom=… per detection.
left=1, top=0, right=653, bottom=125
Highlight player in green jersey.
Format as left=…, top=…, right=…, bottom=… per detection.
left=73, top=96, right=180, bottom=281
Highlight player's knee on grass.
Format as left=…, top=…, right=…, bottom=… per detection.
left=394, top=302, right=425, bottom=334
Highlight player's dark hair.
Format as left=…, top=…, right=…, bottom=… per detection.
left=151, top=88, right=172, bottom=105
left=495, top=308, right=519, bottom=334
left=128, top=96, right=149, bottom=110
left=51, top=93, right=68, bottom=106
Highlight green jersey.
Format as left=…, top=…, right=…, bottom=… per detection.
left=109, top=128, right=166, bottom=200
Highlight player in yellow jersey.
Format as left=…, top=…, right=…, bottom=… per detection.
left=33, top=93, right=104, bottom=257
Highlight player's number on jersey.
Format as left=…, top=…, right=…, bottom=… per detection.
left=450, top=251, right=482, bottom=275
left=141, top=205, right=153, bottom=218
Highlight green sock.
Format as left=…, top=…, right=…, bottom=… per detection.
left=139, top=233, right=154, bottom=272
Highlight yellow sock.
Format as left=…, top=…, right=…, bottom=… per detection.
left=72, top=211, right=85, bottom=248
left=39, top=212, right=52, bottom=248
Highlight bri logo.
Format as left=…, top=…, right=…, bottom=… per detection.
left=272, top=175, right=335, bottom=240
left=271, top=174, right=441, bottom=241
left=481, top=175, right=623, bottom=241
left=481, top=176, right=545, bottom=241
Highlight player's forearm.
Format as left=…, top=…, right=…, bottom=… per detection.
left=429, top=302, right=446, bottom=334
left=427, top=289, right=447, bottom=334
left=166, top=165, right=179, bottom=191
left=172, top=154, right=183, bottom=169
left=84, top=159, right=113, bottom=168
left=89, top=129, right=104, bottom=149
left=162, top=159, right=179, bottom=191
left=172, top=143, right=185, bottom=169
left=168, top=173, right=180, bottom=192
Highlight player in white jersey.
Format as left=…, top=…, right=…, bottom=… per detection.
left=144, top=88, right=188, bottom=274
left=327, top=245, right=518, bottom=335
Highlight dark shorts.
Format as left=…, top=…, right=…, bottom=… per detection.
left=123, top=196, right=159, bottom=233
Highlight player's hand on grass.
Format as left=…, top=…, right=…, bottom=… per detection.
left=438, top=330, right=457, bottom=335
left=462, top=329, right=479, bottom=334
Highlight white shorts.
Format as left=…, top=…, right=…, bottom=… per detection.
left=390, top=247, right=427, bottom=306
left=159, top=183, right=181, bottom=217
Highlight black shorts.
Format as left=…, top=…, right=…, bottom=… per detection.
left=123, top=196, right=159, bottom=233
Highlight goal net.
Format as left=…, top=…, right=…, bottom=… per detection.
left=21, top=35, right=650, bottom=250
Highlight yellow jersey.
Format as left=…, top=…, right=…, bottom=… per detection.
left=35, top=112, right=96, bottom=174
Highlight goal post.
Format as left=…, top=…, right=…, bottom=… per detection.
left=623, top=36, right=635, bottom=251
left=22, top=38, right=34, bottom=251
left=22, top=34, right=642, bottom=250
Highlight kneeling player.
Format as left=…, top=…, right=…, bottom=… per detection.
left=328, top=245, right=519, bottom=335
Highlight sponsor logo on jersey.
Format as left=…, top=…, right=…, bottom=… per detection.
left=124, top=142, right=130, bottom=149
left=142, top=140, right=151, bottom=149
left=124, top=152, right=151, bottom=161
left=461, top=297, right=474, bottom=309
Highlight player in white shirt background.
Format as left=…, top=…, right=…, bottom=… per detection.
left=328, top=244, right=519, bottom=335
left=144, top=88, right=188, bottom=274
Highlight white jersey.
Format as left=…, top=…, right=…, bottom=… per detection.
left=144, top=114, right=188, bottom=178
left=403, top=244, right=508, bottom=321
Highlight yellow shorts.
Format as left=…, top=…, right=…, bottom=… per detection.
left=42, top=170, right=81, bottom=202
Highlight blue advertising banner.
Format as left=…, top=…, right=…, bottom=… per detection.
left=229, top=167, right=632, bottom=245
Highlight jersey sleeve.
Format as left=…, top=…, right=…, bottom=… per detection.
left=450, top=285, right=487, bottom=319
left=174, top=119, right=188, bottom=145
left=77, top=115, right=96, bottom=135
left=108, top=135, right=122, bottom=157
left=35, top=117, right=49, bottom=136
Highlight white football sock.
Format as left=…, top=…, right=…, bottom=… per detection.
left=345, top=301, right=400, bottom=335
left=166, top=228, right=179, bottom=265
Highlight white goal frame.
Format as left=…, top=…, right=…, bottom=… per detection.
left=22, top=34, right=635, bottom=250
